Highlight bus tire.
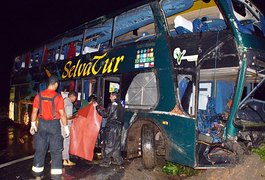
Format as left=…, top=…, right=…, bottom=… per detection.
left=141, top=124, right=156, bottom=169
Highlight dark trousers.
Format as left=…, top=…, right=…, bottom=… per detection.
left=33, top=119, right=63, bottom=176
left=102, top=124, right=123, bottom=164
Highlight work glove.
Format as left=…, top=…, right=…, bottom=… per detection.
left=30, top=121, right=37, bottom=135
left=63, top=125, right=70, bottom=138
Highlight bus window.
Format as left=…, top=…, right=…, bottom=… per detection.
left=59, top=80, right=75, bottom=97
left=14, top=56, right=22, bottom=71
left=42, top=39, right=62, bottom=63
left=83, top=18, right=113, bottom=54
left=75, top=79, right=82, bottom=108
left=61, top=44, right=68, bottom=60
left=177, top=74, right=194, bottom=115
left=59, top=80, right=82, bottom=109
left=62, top=42, right=78, bottom=59
left=83, top=34, right=101, bottom=54
left=198, top=67, right=236, bottom=143
left=9, top=87, right=15, bottom=120
left=28, top=53, right=33, bottom=68
left=235, top=76, right=265, bottom=129
left=114, top=4, right=155, bottom=45
left=31, top=51, right=40, bottom=67
left=82, top=79, right=97, bottom=103
left=46, top=48, right=57, bottom=63
left=125, top=71, right=158, bottom=110
left=11, top=84, right=36, bottom=125
left=162, top=0, right=227, bottom=36
left=102, top=79, right=120, bottom=108
left=231, top=0, right=265, bottom=37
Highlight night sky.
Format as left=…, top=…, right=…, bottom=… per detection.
left=0, top=0, right=140, bottom=109
left=0, top=0, right=264, bottom=110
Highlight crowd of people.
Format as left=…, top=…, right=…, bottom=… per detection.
left=29, top=75, right=124, bottom=179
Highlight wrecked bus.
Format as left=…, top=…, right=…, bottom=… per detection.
left=9, top=0, right=265, bottom=168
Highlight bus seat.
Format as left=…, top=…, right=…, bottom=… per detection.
left=205, top=19, right=227, bottom=31
left=193, top=18, right=226, bottom=32
left=198, top=97, right=222, bottom=143
left=174, top=15, right=193, bottom=34
left=193, top=18, right=209, bottom=33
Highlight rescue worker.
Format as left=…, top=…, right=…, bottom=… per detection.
left=62, top=91, right=77, bottom=166
left=94, top=92, right=124, bottom=167
left=30, top=75, right=69, bottom=179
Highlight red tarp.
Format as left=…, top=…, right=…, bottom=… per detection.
left=69, top=103, right=102, bottom=161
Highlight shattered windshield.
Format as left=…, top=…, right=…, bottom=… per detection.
left=240, top=77, right=265, bottom=108
left=236, top=77, right=265, bottom=128
left=230, top=0, right=265, bottom=38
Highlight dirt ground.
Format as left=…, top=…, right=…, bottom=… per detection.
left=122, top=154, right=265, bottom=180
left=122, top=158, right=168, bottom=180
left=188, top=154, right=265, bottom=180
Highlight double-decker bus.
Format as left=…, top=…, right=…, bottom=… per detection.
left=9, top=0, right=265, bottom=168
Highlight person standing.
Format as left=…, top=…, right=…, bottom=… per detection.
left=62, top=91, right=77, bottom=166
left=30, top=75, right=69, bottom=179
left=94, top=92, right=124, bottom=167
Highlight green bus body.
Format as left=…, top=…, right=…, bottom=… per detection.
left=9, top=0, right=265, bottom=168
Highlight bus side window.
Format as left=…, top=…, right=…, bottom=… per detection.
left=163, top=0, right=227, bottom=37
left=124, top=71, right=158, bottom=110
left=177, top=75, right=194, bottom=115
left=114, top=4, right=155, bottom=46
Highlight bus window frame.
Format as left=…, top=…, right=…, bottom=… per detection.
left=112, top=3, right=156, bottom=47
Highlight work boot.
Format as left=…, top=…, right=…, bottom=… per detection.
left=112, top=157, right=124, bottom=165
left=99, top=161, right=111, bottom=167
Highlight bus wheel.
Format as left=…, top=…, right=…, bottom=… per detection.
left=141, top=124, right=156, bottom=169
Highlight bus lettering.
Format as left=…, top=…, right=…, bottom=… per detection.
left=78, top=63, right=85, bottom=77
left=73, top=60, right=81, bottom=77
left=102, top=58, right=114, bottom=74
left=69, top=64, right=76, bottom=78
left=62, top=61, right=72, bottom=79
left=91, top=58, right=102, bottom=75
left=84, top=63, right=92, bottom=76
left=113, top=56, right=124, bottom=72
left=62, top=53, right=124, bottom=79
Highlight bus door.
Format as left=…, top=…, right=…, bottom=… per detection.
left=98, top=76, right=121, bottom=108
left=96, top=76, right=121, bottom=146
left=81, top=78, right=97, bottom=107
